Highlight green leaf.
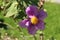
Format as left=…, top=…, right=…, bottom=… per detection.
left=4, top=18, right=18, bottom=28
left=5, top=1, right=18, bottom=17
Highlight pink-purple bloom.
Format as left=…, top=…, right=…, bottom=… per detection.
left=19, top=5, right=47, bottom=35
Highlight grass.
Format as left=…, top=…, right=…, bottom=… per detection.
left=0, top=2, right=60, bottom=40
left=44, top=2, right=60, bottom=40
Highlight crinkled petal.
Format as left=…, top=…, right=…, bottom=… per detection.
left=19, top=19, right=30, bottom=28
left=26, top=5, right=38, bottom=18
left=37, top=9, right=47, bottom=20
left=36, top=20, right=45, bottom=30
left=27, top=24, right=38, bottom=35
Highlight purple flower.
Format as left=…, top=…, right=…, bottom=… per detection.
left=19, top=5, right=47, bottom=35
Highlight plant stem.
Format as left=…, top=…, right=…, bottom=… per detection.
left=34, top=35, right=37, bottom=40
left=40, top=32, right=44, bottom=40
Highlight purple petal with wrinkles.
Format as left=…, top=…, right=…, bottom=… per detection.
left=26, top=5, right=38, bottom=18
left=37, top=9, right=47, bottom=20
left=27, top=24, right=38, bottom=35
left=35, top=20, right=45, bottom=30
left=19, top=19, right=30, bottom=28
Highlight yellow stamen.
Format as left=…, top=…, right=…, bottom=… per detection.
left=31, top=16, right=38, bottom=25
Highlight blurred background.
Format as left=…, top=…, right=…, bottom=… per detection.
left=0, top=0, right=60, bottom=40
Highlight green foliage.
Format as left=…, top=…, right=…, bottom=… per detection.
left=0, top=0, right=60, bottom=40
left=5, top=1, right=18, bottom=17
left=0, top=0, right=39, bottom=40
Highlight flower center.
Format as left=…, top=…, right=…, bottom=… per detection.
left=31, top=16, right=38, bottom=25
